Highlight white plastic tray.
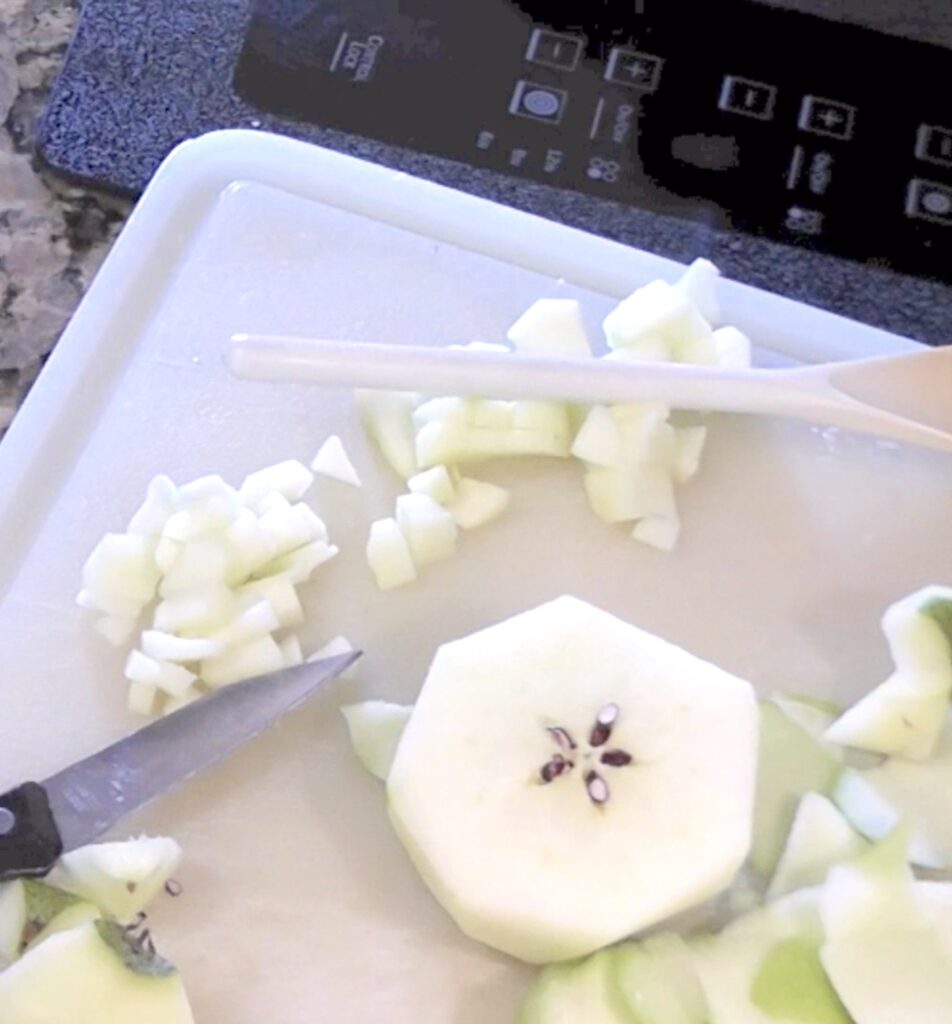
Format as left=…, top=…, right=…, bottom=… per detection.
left=0, top=130, right=948, bottom=1023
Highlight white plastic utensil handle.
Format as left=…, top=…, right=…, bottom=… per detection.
left=227, top=334, right=952, bottom=454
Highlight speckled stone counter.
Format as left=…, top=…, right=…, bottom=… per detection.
left=0, top=1, right=130, bottom=438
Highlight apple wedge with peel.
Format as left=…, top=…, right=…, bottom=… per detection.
left=768, top=793, right=867, bottom=899
left=833, top=720, right=952, bottom=869
left=825, top=586, right=952, bottom=760
left=819, top=829, right=952, bottom=1024
left=0, top=920, right=194, bottom=1024
left=750, top=701, right=842, bottom=879
left=518, top=947, right=631, bottom=1024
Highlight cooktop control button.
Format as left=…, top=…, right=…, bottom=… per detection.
left=798, top=96, right=856, bottom=140
left=526, top=29, right=582, bottom=71
left=718, top=76, right=777, bottom=120
left=906, top=179, right=952, bottom=224
left=509, top=80, right=568, bottom=124
left=916, top=124, right=952, bottom=167
left=604, top=49, right=664, bottom=92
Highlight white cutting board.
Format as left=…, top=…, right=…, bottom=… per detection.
left=0, top=131, right=950, bottom=1022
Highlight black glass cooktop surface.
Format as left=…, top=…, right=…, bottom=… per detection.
left=234, top=0, right=952, bottom=282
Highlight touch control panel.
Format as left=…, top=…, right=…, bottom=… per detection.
left=235, top=0, right=952, bottom=281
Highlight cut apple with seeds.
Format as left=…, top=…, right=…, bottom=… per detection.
left=386, top=596, right=757, bottom=963
left=0, top=920, right=194, bottom=1024
left=49, top=837, right=182, bottom=922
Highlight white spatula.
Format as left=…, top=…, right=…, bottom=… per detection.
left=227, top=334, right=952, bottom=455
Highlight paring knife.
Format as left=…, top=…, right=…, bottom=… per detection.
left=0, top=652, right=359, bottom=882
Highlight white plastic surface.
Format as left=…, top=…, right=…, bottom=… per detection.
left=0, top=131, right=949, bottom=1023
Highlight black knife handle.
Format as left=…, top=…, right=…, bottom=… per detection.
left=0, top=782, right=63, bottom=881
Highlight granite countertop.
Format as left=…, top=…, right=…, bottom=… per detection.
left=0, top=0, right=131, bottom=439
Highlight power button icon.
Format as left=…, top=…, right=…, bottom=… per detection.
left=509, top=80, right=568, bottom=125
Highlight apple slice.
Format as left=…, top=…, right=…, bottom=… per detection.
left=387, top=596, right=758, bottom=963
left=614, top=932, right=707, bottom=1024
left=518, top=948, right=631, bottom=1024
left=691, top=888, right=840, bottom=1024
left=0, top=920, right=194, bottom=1024
left=751, top=701, right=842, bottom=878
left=767, top=793, right=867, bottom=899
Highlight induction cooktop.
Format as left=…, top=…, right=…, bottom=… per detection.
left=37, top=0, right=952, bottom=294
left=234, top=0, right=952, bottom=283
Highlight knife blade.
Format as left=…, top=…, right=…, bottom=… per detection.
left=0, top=651, right=360, bottom=881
